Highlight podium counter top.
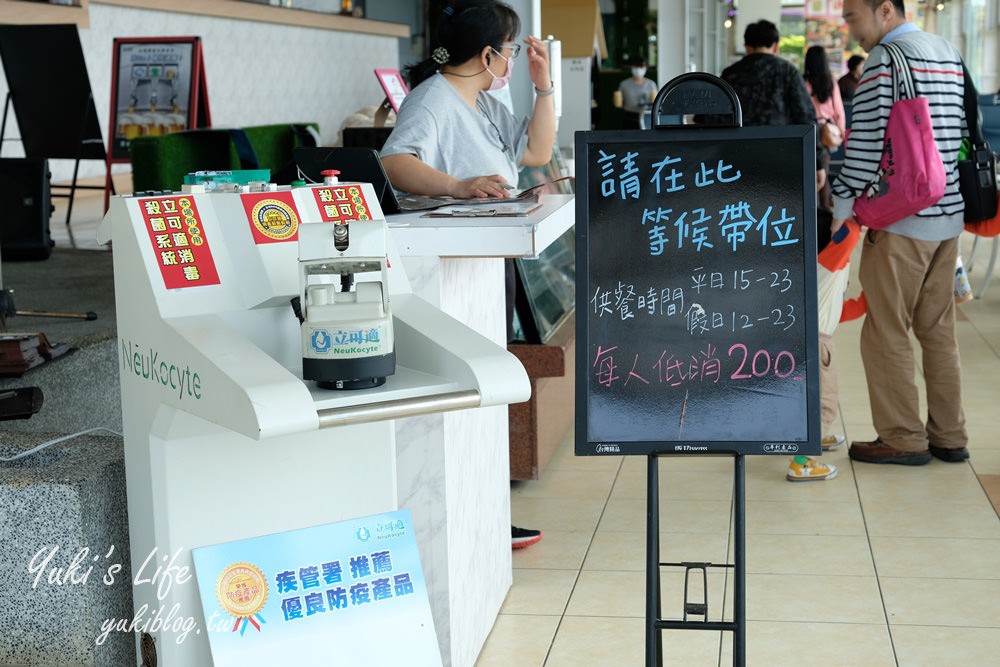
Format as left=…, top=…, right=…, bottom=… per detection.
left=386, top=194, right=575, bottom=259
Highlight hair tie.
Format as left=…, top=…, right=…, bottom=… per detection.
left=432, top=47, right=449, bottom=65
left=443, top=6, right=454, bottom=16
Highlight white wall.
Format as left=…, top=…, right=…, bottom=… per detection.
left=0, top=2, right=399, bottom=183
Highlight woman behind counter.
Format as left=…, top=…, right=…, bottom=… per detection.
left=381, top=0, right=555, bottom=550
left=380, top=0, right=556, bottom=200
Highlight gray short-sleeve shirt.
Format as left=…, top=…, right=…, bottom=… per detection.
left=380, top=73, right=529, bottom=193
left=618, top=77, right=657, bottom=113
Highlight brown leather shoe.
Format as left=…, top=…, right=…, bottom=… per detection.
left=848, top=439, right=932, bottom=465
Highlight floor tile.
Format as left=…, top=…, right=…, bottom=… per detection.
left=544, top=617, right=654, bottom=667
left=601, top=497, right=734, bottom=534
left=512, top=530, right=594, bottom=571
left=853, top=461, right=990, bottom=506
left=869, top=536, right=1000, bottom=579
left=980, top=474, right=1000, bottom=516
left=499, top=568, right=578, bottom=616
left=511, top=467, right=618, bottom=500
left=610, top=468, right=735, bottom=502
left=743, top=533, right=875, bottom=577
left=725, top=621, right=896, bottom=666
left=745, top=574, right=885, bottom=624
left=880, top=576, right=1000, bottom=627
left=509, top=496, right=606, bottom=534
left=474, top=614, right=559, bottom=667
left=746, top=500, right=866, bottom=536
left=971, top=450, right=1000, bottom=476
left=967, top=428, right=1000, bottom=452
left=860, top=497, right=1000, bottom=539
left=890, top=624, right=1000, bottom=667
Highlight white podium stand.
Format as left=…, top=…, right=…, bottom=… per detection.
left=97, top=183, right=530, bottom=666
left=388, top=195, right=575, bottom=666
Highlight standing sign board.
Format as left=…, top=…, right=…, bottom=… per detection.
left=107, top=36, right=210, bottom=161
left=575, top=122, right=820, bottom=457
left=191, top=509, right=441, bottom=667
left=0, top=24, right=105, bottom=162
left=0, top=24, right=110, bottom=227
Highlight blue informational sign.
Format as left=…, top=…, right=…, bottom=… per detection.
left=191, top=509, right=441, bottom=667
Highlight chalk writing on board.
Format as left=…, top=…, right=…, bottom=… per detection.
left=578, top=125, right=819, bottom=453
left=597, top=151, right=744, bottom=199
left=592, top=343, right=798, bottom=390
left=641, top=203, right=799, bottom=254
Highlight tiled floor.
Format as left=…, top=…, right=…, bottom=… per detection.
left=51, top=180, right=1000, bottom=667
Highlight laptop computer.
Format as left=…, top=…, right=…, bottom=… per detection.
left=293, top=146, right=452, bottom=214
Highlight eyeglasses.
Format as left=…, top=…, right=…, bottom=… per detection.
left=498, top=43, right=521, bottom=59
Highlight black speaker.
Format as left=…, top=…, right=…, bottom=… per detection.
left=0, top=157, right=54, bottom=261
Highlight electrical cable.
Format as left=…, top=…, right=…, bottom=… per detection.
left=0, top=427, right=124, bottom=462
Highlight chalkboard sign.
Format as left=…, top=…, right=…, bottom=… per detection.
left=0, top=24, right=105, bottom=160
left=575, top=125, right=820, bottom=457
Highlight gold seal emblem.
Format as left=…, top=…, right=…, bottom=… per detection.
left=216, top=562, right=268, bottom=620
left=251, top=199, right=299, bottom=241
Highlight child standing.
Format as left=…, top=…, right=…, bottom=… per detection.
left=787, top=214, right=865, bottom=481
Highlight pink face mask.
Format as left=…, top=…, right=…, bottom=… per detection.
left=488, top=48, right=514, bottom=91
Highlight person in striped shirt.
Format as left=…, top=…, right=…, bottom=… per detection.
left=831, top=0, right=970, bottom=466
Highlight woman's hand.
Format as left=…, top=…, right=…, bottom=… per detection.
left=451, top=174, right=511, bottom=199
left=523, top=35, right=551, bottom=91
left=383, top=154, right=510, bottom=199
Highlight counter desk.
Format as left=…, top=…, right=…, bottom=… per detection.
left=386, top=194, right=574, bottom=667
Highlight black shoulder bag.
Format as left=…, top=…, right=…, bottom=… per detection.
left=959, top=65, right=998, bottom=223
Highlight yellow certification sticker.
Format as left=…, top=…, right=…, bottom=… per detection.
left=252, top=199, right=299, bottom=241
left=216, top=562, right=269, bottom=633
left=241, top=192, right=301, bottom=244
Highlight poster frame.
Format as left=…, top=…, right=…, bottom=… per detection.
left=106, top=35, right=211, bottom=164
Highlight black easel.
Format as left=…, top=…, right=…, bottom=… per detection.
left=645, top=453, right=745, bottom=666
left=0, top=25, right=116, bottom=239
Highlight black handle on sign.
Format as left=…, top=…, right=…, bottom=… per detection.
left=651, top=72, right=743, bottom=129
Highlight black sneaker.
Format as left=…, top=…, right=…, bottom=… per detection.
left=511, top=525, right=542, bottom=549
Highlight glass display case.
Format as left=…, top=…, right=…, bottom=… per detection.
left=512, top=226, right=576, bottom=344
left=512, top=160, right=575, bottom=345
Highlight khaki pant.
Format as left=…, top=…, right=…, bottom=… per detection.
left=858, top=230, right=967, bottom=452
left=819, top=333, right=838, bottom=435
